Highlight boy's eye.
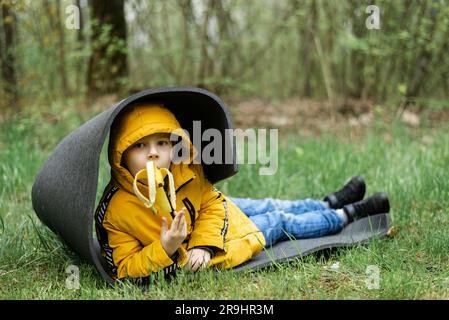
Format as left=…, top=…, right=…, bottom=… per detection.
left=134, top=143, right=145, bottom=148
left=158, top=140, right=169, bottom=146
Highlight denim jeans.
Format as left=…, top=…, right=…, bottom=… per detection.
left=227, top=196, right=345, bottom=247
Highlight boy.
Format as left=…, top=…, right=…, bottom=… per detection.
left=95, top=103, right=390, bottom=280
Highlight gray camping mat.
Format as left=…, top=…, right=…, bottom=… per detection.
left=233, top=213, right=390, bottom=271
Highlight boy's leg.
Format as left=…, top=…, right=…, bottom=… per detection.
left=248, top=208, right=345, bottom=247
left=227, top=196, right=329, bottom=217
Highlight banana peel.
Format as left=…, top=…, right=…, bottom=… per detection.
left=133, top=160, right=176, bottom=215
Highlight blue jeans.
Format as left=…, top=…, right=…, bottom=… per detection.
left=227, top=197, right=345, bottom=247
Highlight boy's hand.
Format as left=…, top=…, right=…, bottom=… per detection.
left=184, top=248, right=211, bottom=272
left=160, top=208, right=187, bottom=257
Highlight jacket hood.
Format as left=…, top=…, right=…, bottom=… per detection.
left=108, top=103, right=198, bottom=195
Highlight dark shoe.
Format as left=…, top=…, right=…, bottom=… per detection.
left=343, top=192, right=390, bottom=223
left=323, top=176, right=366, bottom=209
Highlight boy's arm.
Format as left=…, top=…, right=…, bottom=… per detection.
left=188, top=169, right=228, bottom=253
left=104, top=220, right=180, bottom=279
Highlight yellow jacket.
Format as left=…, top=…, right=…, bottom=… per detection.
left=95, top=104, right=266, bottom=279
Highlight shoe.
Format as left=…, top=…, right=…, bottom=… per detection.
left=343, top=192, right=390, bottom=223
left=323, top=176, right=366, bottom=209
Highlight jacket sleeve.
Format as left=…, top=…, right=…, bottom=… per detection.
left=103, top=218, right=178, bottom=279
left=187, top=167, right=229, bottom=252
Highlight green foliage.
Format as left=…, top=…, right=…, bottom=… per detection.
left=2, top=0, right=449, bottom=107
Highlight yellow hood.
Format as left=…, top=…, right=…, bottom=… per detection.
left=108, top=103, right=198, bottom=196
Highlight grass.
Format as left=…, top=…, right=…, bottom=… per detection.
left=1, top=100, right=449, bottom=299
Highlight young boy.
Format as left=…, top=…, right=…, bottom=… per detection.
left=95, top=103, right=390, bottom=280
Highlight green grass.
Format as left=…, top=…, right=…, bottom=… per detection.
left=1, top=101, right=449, bottom=299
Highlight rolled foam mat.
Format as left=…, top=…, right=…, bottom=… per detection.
left=233, top=213, right=390, bottom=271
left=31, top=87, right=238, bottom=284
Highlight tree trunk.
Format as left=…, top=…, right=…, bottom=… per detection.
left=379, top=1, right=413, bottom=101
left=405, top=2, right=439, bottom=102
left=76, top=0, right=84, bottom=43
left=87, top=0, right=128, bottom=97
left=75, top=0, right=85, bottom=91
left=0, top=0, right=18, bottom=105
left=178, top=0, right=194, bottom=84
left=215, top=0, right=233, bottom=93
left=348, top=0, right=366, bottom=99
left=313, top=0, right=335, bottom=102
left=197, top=0, right=215, bottom=89
left=293, top=0, right=314, bottom=97
left=55, top=0, right=69, bottom=96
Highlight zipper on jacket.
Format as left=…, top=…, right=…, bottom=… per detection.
left=163, top=175, right=176, bottom=218
left=182, top=197, right=196, bottom=227
left=221, top=199, right=229, bottom=252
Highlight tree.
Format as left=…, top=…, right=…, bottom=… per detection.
left=0, top=0, right=18, bottom=105
left=87, top=0, right=128, bottom=97
left=44, top=0, right=69, bottom=96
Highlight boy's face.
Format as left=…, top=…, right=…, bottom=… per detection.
left=123, top=133, right=174, bottom=177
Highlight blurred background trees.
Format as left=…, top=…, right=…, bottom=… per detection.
left=1, top=0, right=18, bottom=105
left=1, top=0, right=449, bottom=112
left=87, top=0, right=127, bottom=96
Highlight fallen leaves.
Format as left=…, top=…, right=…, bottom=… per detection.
left=387, top=226, right=399, bottom=238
